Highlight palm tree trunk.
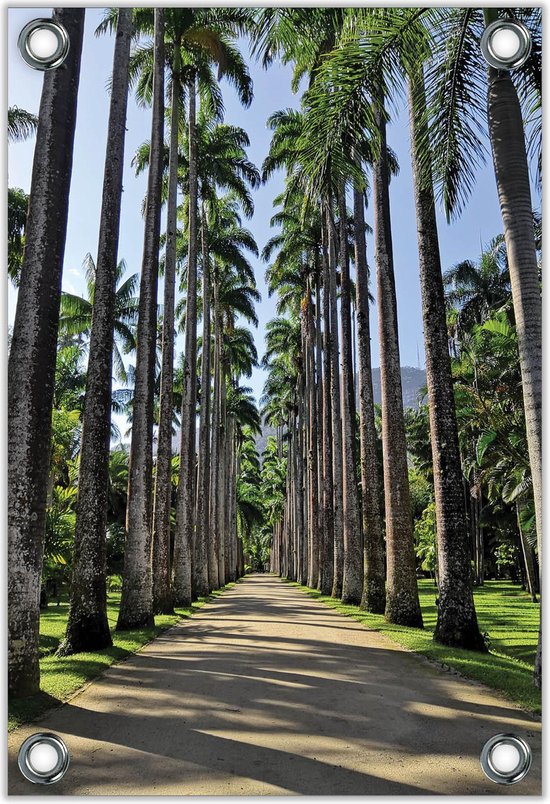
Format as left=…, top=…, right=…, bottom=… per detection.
left=338, top=183, right=363, bottom=604
left=209, top=279, right=221, bottom=589
left=173, top=73, right=199, bottom=607
left=304, top=291, right=318, bottom=588
left=354, top=184, right=386, bottom=614
left=373, top=98, right=423, bottom=628
left=217, top=373, right=227, bottom=584
left=314, top=276, right=327, bottom=590
left=62, top=7, right=132, bottom=652
left=8, top=8, right=85, bottom=695
left=409, top=70, right=484, bottom=649
left=152, top=45, right=180, bottom=616
left=295, top=395, right=305, bottom=583
left=224, top=416, right=233, bottom=583
left=117, top=10, right=164, bottom=631
left=194, top=202, right=212, bottom=597
left=326, top=207, right=344, bottom=599
left=318, top=235, right=335, bottom=595
left=484, top=10, right=542, bottom=684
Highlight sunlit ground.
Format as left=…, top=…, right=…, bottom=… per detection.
left=295, top=579, right=541, bottom=715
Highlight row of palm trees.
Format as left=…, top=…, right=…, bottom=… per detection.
left=8, top=7, right=262, bottom=697
left=256, top=8, right=541, bottom=684
left=8, top=7, right=541, bottom=699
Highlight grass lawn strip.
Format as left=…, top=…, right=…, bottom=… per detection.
left=8, top=584, right=235, bottom=732
left=291, top=579, right=541, bottom=716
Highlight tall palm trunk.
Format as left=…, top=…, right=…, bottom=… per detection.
left=62, top=8, right=132, bottom=653
left=408, top=70, right=484, bottom=649
left=217, top=372, right=228, bottom=583
left=319, top=236, right=335, bottom=595
left=194, top=202, right=212, bottom=596
left=8, top=8, right=85, bottom=696
left=338, top=183, right=363, bottom=604
left=305, top=288, right=319, bottom=588
left=315, top=276, right=328, bottom=589
left=326, top=208, right=344, bottom=598
left=152, top=46, right=180, bottom=616
left=484, top=10, right=542, bottom=685
left=118, top=24, right=164, bottom=627
left=173, top=73, right=199, bottom=606
left=354, top=184, right=386, bottom=614
left=373, top=100, right=423, bottom=628
left=295, top=394, right=305, bottom=582
left=209, top=276, right=221, bottom=589
left=117, top=10, right=164, bottom=631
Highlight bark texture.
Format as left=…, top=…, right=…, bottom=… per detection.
left=62, top=8, right=132, bottom=653
left=354, top=185, right=386, bottom=614
left=408, top=72, right=484, bottom=650
left=326, top=209, right=344, bottom=599
left=173, top=75, right=198, bottom=606
left=8, top=8, right=85, bottom=695
left=194, top=204, right=212, bottom=596
left=117, top=9, right=164, bottom=630
left=338, top=184, right=363, bottom=604
left=373, top=102, right=423, bottom=629
left=152, top=49, right=180, bottom=616
left=486, top=64, right=542, bottom=684
left=319, top=229, right=335, bottom=595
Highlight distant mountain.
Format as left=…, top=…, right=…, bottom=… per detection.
left=255, top=366, right=427, bottom=457
left=371, top=366, right=427, bottom=409
left=255, top=424, right=277, bottom=459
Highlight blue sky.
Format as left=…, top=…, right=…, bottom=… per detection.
left=8, top=7, right=536, bottom=411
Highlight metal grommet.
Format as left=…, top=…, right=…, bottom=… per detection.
left=480, top=19, right=532, bottom=70
left=17, top=18, right=70, bottom=71
left=480, top=733, right=532, bottom=785
left=17, top=733, right=70, bottom=785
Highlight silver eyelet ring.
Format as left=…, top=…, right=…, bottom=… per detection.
left=18, top=18, right=70, bottom=71
left=480, top=733, right=532, bottom=785
left=480, top=19, right=532, bottom=70
left=17, top=732, right=70, bottom=785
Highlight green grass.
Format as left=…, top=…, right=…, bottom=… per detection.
left=9, top=585, right=234, bottom=732
left=292, top=579, right=541, bottom=716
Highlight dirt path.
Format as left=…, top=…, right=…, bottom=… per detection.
left=8, top=574, right=541, bottom=795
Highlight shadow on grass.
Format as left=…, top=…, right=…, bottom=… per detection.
left=8, top=582, right=237, bottom=732
left=290, top=582, right=541, bottom=716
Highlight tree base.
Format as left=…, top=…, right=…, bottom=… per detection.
left=153, top=598, right=175, bottom=616
left=385, top=591, right=424, bottom=629
left=434, top=584, right=487, bottom=652
left=58, top=613, right=113, bottom=656
left=360, top=584, right=386, bottom=615
left=434, top=613, right=488, bottom=652
left=341, top=591, right=362, bottom=606
left=116, top=612, right=155, bottom=631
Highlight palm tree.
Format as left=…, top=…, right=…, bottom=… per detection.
left=8, top=106, right=38, bottom=142
left=484, top=17, right=542, bottom=667
left=354, top=183, right=386, bottom=614
left=59, top=254, right=138, bottom=382
left=59, top=7, right=133, bottom=654
left=172, top=13, right=254, bottom=607
left=8, top=8, right=85, bottom=697
left=193, top=126, right=260, bottom=596
left=371, top=91, right=422, bottom=627
left=408, top=63, right=485, bottom=649
left=443, top=237, right=509, bottom=342
left=337, top=184, right=363, bottom=605
left=7, top=187, right=28, bottom=286
left=420, top=4, right=541, bottom=674
left=117, top=8, right=165, bottom=631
